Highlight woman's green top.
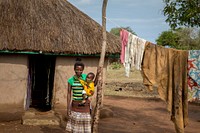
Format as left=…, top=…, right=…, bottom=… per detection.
left=68, top=74, right=87, bottom=101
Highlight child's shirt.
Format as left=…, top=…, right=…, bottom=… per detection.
left=79, top=79, right=95, bottom=96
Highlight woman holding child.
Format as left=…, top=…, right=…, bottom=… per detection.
left=66, top=60, right=100, bottom=133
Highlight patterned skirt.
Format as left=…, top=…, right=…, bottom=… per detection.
left=66, top=111, right=91, bottom=133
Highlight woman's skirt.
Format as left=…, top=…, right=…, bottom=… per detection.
left=66, top=111, right=91, bottom=133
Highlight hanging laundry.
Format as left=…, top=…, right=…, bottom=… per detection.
left=188, top=50, right=200, bottom=102
left=124, top=32, right=131, bottom=77
left=129, top=34, right=146, bottom=71
left=120, top=29, right=129, bottom=64
left=141, top=42, right=188, bottom=133
left=120, top=30, right=146, bottom=77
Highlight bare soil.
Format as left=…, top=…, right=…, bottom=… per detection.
left=0, top=67, right=199, bottom=133
left=99, top=96, right=200, bottom=133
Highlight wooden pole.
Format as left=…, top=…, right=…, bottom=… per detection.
left=92, top=0, right=108, bottom=132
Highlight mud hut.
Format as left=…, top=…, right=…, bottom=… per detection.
left=0, top=0, right=120, bottom=121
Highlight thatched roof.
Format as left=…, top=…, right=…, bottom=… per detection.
left=0, top=0, right=120, bottom=55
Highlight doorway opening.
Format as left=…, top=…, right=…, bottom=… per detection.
left=26, top=55, right=56, bottom=111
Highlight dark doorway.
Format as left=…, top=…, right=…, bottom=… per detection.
left=27, top=55, right=56, bottom=111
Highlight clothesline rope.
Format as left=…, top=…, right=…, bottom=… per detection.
left=104, top=16, right=122, bottom=29
left=104, top=16, right=147, bottom=42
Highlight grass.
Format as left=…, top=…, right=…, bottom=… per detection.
left=106, top=64, right=143, bottom=82
left=104, top=65, right=159, bottom=98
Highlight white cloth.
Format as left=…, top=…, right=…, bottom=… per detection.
left=124, top=33, right=146, bottom=77
left=82, top=90, right=86, bottom=94
left=124, top=32, right=131, bottom=77
left=133, top=36, right=146, bottom=70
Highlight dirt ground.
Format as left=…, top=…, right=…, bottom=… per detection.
left=0, top=67, right=199, bottom=133
left=0, top=96, right=199, bottom=133
left=99, top=96, right=200, bottom=133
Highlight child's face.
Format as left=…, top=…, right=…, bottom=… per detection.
left=74, top=66, right=84, bottom=77
left=86, top=74, right=94, bottom=82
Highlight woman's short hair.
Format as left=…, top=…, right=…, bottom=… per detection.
left=74, top=61, right=85, bottom=70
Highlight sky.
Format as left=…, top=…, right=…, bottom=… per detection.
left=68, top=0, right=171, bottom=43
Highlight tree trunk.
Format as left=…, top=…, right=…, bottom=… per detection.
left=92, top=0, right=108, bottom=132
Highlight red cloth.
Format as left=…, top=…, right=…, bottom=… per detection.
left=120, top=29, right=129, bottom=64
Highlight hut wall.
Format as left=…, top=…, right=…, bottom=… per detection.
left=0, top=54, right=28, bottom=121
left=53, top=56, right=108, bottom=111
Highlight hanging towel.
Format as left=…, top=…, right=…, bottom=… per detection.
left=123, top=33, right=146, bottom=77
left=142, top=42, right=188, bottom=133
left=188, top=50, right=200, bottom=101
left=130, top=34, right=146, bottom=70
left=120, top=29, right=129, bottom=64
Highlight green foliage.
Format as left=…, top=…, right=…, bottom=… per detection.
left=176, top=28, right=200, bottom=50
left=156, top=30, right=179, bottom=48
left=109, top=62, right=122, bottom=70
left=110, top=27, right=137, bottom=36
left=163, top=0, right=200, bottom=29
left=156, top=27, right=200, bottom=50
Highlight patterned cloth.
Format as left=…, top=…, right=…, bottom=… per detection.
left=66, top=111, right=91, bottom=133
left=188, top=50, right=200, bottom=101
left=68, top=74, right=87, bottom=101
left=68, top=74, right=87, bottom=86
left=79, top=79, right=95, bottom=96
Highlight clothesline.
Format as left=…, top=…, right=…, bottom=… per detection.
left=105, top=13, right=200, bottom=133
left=104, top=16, right=122, bottom=29
left=104, top=16, right=150, bottom=43
left=119, top=24, right=200, bottom=133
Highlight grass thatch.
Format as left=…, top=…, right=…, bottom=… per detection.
left=0, top=0, right=120, bottom=55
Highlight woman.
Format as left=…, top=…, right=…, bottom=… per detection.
left=66, top=61, right=100, bottom=133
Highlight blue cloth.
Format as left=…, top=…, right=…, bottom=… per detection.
left=188, top=50, right=200, bottom=101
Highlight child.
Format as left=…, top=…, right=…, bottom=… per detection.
left=78, top=72, right=95, bottom=106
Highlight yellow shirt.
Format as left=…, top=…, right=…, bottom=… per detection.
left=79, top=79, right=95, bottom=96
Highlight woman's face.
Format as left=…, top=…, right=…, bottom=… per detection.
left=74, top=65, right=84, bottom=77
